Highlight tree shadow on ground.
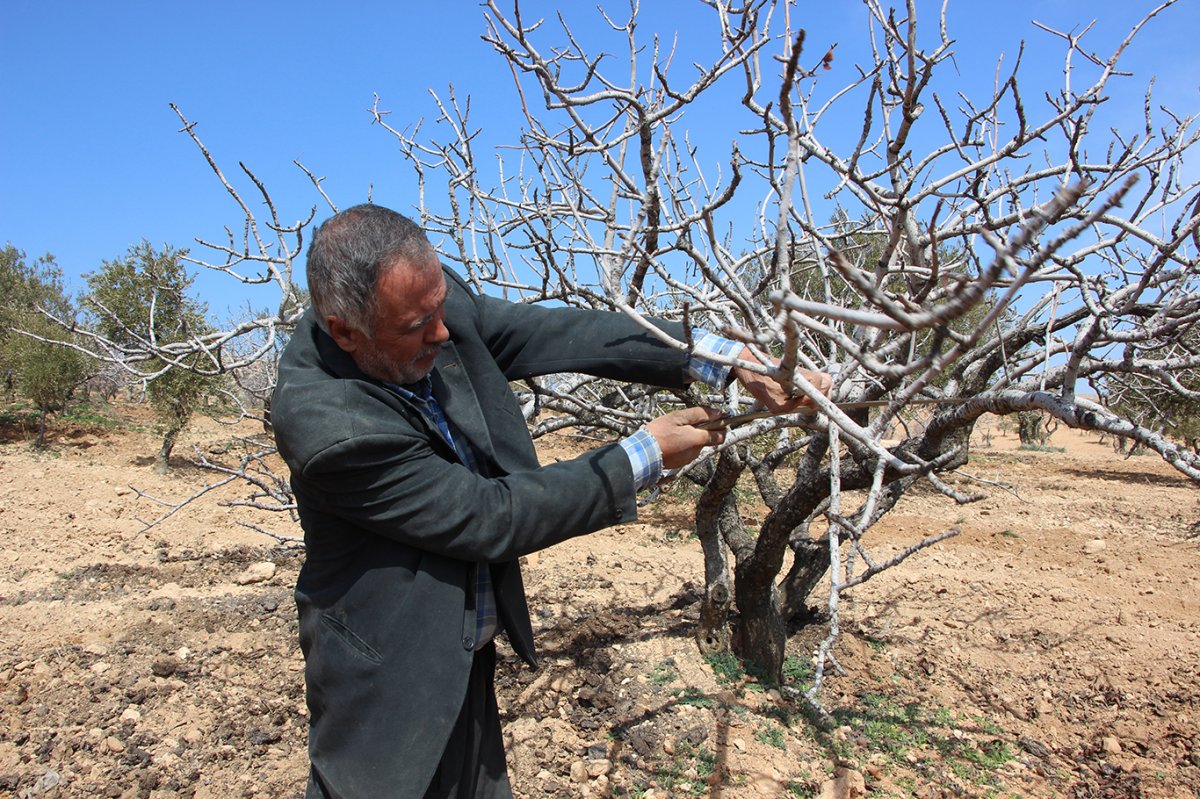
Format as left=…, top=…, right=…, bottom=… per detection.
left=1059, top=465, right=1191, bottom=488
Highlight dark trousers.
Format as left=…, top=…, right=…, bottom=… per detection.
left=306, top=644, right=513, bottom=799
left=424, top=643, right=513, bottom=799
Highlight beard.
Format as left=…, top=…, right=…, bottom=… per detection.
left=354, top=339, right=441, bottom=386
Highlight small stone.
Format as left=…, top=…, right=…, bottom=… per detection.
left=105, top=736, right=126, bottom=753
left=31, top=770, right=61, bottom=792
left=90, top=661, right=111, bottom=674
left=732, top=737, right=746, bottom=751
left=569, top=760, right=588, bottom=783
left=1102, top=736, right=1122, bottom=755
left=1083, top=539, right=1107, bottom=555
left=819, top=766, right=866, bottom=799
left=234, top=561, right=276, bottom=585
left=749, top=768, right=786, bottom=795
left=120, top=707, right=142, bottom=723
left=151, top=656, right=179, bottom=677
left=586, top=759, right=611, bottom=778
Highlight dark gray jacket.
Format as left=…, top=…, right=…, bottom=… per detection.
left=272, top=267, right=688, bottom=798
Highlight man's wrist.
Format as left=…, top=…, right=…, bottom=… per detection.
left=619, top=428, right=663, bottom=492
left=686, top=331, right=742, bottom=388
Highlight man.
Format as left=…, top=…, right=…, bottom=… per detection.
left=272, top=205, right=829, bottom=798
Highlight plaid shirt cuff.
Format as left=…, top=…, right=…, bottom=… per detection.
left=686, top=331, right=742, bottom=388
left=619, top=428, right=663, bottom=492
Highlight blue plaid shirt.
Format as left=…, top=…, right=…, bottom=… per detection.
left=618, top=331, right=742, bottom=491
left=389, top=377, right=498, bottom=650
left=390, top=330, right=740, bottom=648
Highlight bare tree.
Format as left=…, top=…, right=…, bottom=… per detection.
left=370, top=0, right=1200, bottom=686
left=42, top=0, right=1197, bottom=696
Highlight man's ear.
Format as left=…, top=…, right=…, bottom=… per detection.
left=325, top=316, right=362, bottom=354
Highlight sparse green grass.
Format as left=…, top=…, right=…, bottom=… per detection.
left=1017, top=443, right=1066, bottom=453
left=649, top=657, right=679, bottom=686
left=672, top=687, right=714, bottom=708
left=59, top=402, right=121, bottom=428
left=828, top=693, right=1016, bottom=788
left=998, top=529, right=1019, bottom=539
left=0, top=405, right=31, bottom=425
left=970, top=715, right=1005, bottom=736
left=652, top=741, right=715, bottom=796
left=704, top=651, right=745, bottom=685
left=786, top=778, right=817, bottom=797
left=653, top=527, right=694, bottom=544
left=783, top=654, right=814, bottom=688
left=865, top=635, right=888, bottom=652
left=755, top=722, right=787, bottom=750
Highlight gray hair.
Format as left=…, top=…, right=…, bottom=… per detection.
left=306, top=205, right=435, bottom=336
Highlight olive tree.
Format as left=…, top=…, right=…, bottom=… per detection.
left=0, top=245, right=92, bottom=447
left=81, top=242, right=223, bottom=472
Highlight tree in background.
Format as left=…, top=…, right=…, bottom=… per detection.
left=0, top=244, right=92, bottom=447
left=82, top=242, right=220, bottom=472
left=1100, top=329, right=1200, bottom=454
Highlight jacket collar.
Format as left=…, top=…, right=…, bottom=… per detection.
left=307, top=308, right=498, bottom=466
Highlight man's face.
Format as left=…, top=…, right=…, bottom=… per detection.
left=327, top=257, right=450, bottom=385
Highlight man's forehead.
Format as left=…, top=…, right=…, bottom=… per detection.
left=378, top=259, right=444, bottom=313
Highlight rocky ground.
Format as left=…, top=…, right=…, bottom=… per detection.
left=0, top=404, right=1196, bottom=798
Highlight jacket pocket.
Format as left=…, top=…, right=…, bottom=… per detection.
left=320, top=613, right=383, bottom=664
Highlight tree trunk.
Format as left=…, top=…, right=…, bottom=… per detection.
left=696, top=575, right=732, bottom=656
left=780, top=534, right=831, bottom=623
left=694, top=454, right=745, bottom=656
left=730, top=441, right=832, bottom=682
left=155, top=425, right=181, bottom=474
left=1017, top=411, right=1045, bottom=446
left=35, top=405, right=48, bottom=450
left=733, top=570, right=786, bottom=683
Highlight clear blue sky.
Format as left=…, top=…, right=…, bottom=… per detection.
left=3, top=1, right=1196, bottom=319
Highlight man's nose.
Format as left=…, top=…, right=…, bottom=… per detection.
left=427, top=316, right=449, bottom=344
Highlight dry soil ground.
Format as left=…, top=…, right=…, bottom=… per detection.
left=0, top=405, right=1196, bottom=799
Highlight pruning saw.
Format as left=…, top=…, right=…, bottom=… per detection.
left=697, top=397, right=973, bottom=430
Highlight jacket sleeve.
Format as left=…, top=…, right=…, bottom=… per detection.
left=454, top=270, right=692, bottom=388
left=291, top=410, right=637, bottom=564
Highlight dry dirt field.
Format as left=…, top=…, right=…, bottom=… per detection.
left=0, top=405, right=1196, bottom=798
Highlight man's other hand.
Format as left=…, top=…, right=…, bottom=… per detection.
left=647, top=407, right=726, bottom=469
left=732, top=347, right=832, bottom=413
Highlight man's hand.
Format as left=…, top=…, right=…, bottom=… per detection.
left=647, top=406, right=726, bottom=469
left=732, top=346, right=832, bottom=413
